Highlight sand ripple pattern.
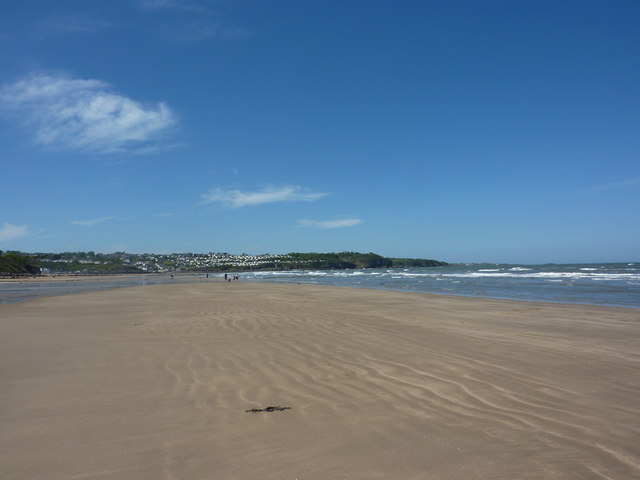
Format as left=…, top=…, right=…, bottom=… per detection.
left=1, top=283, right=639, bottom=480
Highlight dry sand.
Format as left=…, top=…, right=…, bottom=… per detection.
left=1, top=283, right=639, bottom=479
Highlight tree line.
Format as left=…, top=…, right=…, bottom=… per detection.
left=0, top=250, right=447, bottom=275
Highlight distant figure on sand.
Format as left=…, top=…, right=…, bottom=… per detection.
left=224, top=273, right=228, bottom=281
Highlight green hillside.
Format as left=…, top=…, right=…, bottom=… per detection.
left=0, top=251, right=41, bottom=274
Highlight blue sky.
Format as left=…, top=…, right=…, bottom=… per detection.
left=1, top=0, right=638, bottom=263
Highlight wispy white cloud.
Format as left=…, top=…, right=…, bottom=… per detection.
left=139, top=0, right=176, bottom=8
left=133, top=141, right=185, bottom=155
left=0, top=223, right=29, bottom=242
left=138, top=0, right=211, bottom=14
left=33, top=13, right=113, bottom=37
left=71, top=216, right=132, bottom=226
left=0, top=73, right=176, bottom=154
left=199, top=186, right=329, bottom=208
left=137, top=0, right=250, bottom=42
left=163, top=21, right=239, bottom=43
left=157, top=19, right=250, bottom=43
left=590, top=177, right=640, bottom=192
left=298, top=218, right=363, bottom=229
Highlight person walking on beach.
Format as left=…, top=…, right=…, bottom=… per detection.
left=224, top=273, right=228, bottom=281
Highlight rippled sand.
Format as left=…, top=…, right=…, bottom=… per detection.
left=1, top=283, right=639, bottom=479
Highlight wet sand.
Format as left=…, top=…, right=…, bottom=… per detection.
left=1, top=283, right=639, bottom=479
left=0, top=273, right=171, bottom=283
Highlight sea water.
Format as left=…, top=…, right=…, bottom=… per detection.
left=1, top=263, right=638, bottom=308
left=242, top=263, right=640, bottom=308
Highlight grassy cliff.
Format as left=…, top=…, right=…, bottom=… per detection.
left=0, top=251, right=41, bottom=274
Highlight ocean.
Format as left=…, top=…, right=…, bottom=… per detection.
left=1, top=262, right=639, bottom=308
left=242, top=263, right=640, bottom=308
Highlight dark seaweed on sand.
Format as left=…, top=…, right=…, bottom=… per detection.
left=245, top=406, right=291, bottom=413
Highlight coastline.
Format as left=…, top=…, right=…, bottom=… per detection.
left=2, top=267, right=639, bottom=309
left=0, top=273, right=178, bottom=283
left=1, top=283, right=639, bottom=479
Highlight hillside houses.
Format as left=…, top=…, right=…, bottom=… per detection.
left=32, top=251, right=293, bottom=274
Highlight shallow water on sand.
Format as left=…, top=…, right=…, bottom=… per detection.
left=1, top=263, right=638, bottom=307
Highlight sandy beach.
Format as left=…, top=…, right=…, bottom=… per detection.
left=1, top=283, right=639, bottom=479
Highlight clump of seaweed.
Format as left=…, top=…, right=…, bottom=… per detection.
left=245, top=405, right=291, bottom=413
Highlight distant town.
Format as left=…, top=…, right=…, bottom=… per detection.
left=35, top=251, right=293, bottom=274
left=0, top=251, right=447, bottom=276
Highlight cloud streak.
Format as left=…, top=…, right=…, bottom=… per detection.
left=0, top=223, right=29, bottom=242
left=298, top=218, right=363, bottom=229
left=199, top=186, right=329, bottom=208
left=138, top=0, right=211, bottom=14
left=0, top=73, right=176, bottom=153
left=71, top=216, right=132, bottom=226
left=137, top=0, right=249, bottom=42
left=590, top=177, right=640, bottom=192
left=33, top=13, right=113, bottom=37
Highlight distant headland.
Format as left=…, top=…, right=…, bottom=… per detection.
left=0, top=250, right=448, bottom=276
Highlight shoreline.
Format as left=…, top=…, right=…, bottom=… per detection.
left=0, top=272, right=182, bottom=283
left=2, top=262, right=639, bottom=309
left=1, top=283, right=639, bottom=479
left=1, top=272, right=639, bottom=309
